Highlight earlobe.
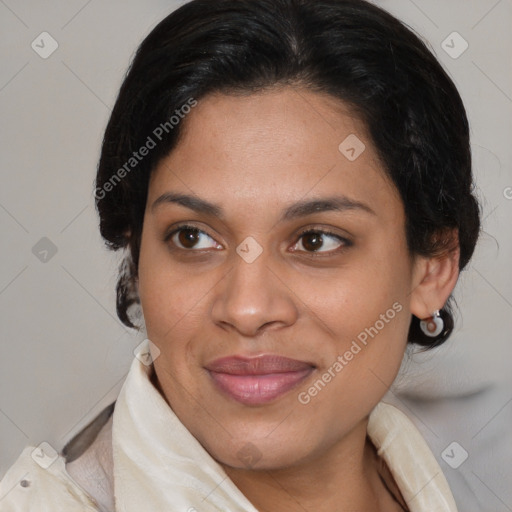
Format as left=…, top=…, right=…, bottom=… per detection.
left=409, top=242, right=460, bottom=322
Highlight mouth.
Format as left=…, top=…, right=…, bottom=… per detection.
left=205, top=355, right=315, bottom=406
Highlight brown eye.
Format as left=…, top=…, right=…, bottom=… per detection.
left=168, top=226, right=221, bottom=251
left=301, top=232, right=324, bottom=252
left=292, top=229, right=349, bottom=254
left=178, top=228, right=200, bottom=248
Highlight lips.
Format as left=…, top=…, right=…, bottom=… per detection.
left=205, top=355, right=315, bottom=405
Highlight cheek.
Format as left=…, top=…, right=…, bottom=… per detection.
left=139, top=271, right=213, bottom=349
left=138, top=228, right=202, bottom=340
left=137, top=230, right=230, bottom=377
left=290, top=240, right=412, bottom=403
left=293, top=244, right=411, bottom=343
left=294, top=271, right=410, bottom=434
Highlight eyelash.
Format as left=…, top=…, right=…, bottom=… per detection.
left=163, top=224, right=352, bottom=257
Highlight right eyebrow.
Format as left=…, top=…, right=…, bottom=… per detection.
left=151, top=192, right=223, bottom=219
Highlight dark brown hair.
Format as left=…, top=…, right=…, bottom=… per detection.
left=95, top=0, right=480, bottom=349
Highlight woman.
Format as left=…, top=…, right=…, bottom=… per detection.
left=0, top=0, right=480, bottom=510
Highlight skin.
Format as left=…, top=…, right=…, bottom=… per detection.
left=137, top=87, right=459, bottom=511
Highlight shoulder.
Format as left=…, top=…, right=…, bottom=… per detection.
left=0, top=403, right=115, bottom=512
left=0, top=446, right=99, bottom=511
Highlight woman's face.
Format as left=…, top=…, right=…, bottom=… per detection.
left=138, top=87, right=425, bottom=469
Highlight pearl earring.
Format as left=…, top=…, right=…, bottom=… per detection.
left=420, top=310, right=444, bottom=337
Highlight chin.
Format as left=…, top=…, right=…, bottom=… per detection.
left=200, top=425, right=318, bottom=472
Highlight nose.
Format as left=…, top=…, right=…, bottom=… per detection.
left=210, top=249, right=299, bottom=337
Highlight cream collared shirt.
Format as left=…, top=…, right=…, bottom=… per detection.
left=0, top=342, right=458, bottom=511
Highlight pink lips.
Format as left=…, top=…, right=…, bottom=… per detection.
left=206, top=355, right=314, bottom=405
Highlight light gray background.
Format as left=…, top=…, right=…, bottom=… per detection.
left=1, top=1, right=511, bottom=510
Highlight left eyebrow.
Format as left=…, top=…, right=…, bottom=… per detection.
left=279, top=196, right=376, bottom=221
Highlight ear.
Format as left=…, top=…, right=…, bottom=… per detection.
left=409, top=230, right=460, bottom=320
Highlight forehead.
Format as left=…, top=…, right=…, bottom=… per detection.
left=148, top=87, right=401, bottom=223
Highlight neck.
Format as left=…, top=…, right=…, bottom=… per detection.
left=220, top=418, right=402, bottom=512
